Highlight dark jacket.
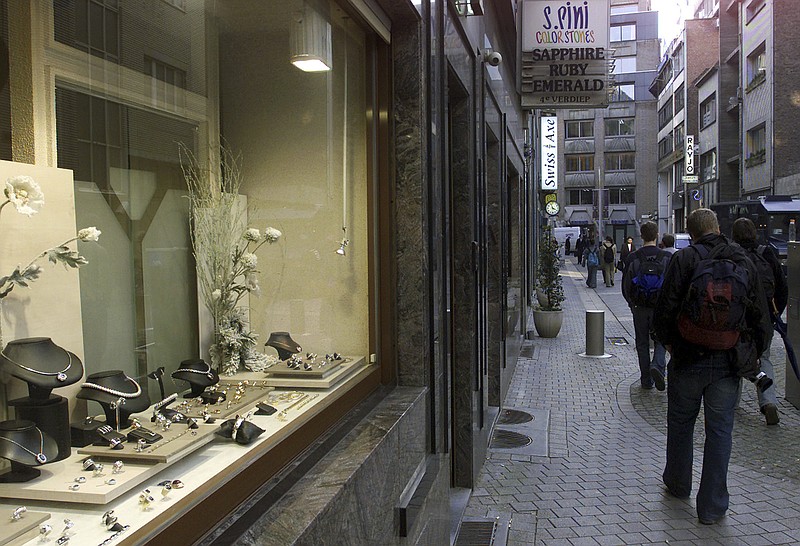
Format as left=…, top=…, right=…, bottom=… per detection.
left=738, top=240, right=788, bottom=319
left=653, top=233, right=772, bottom=373
left=619, top=241, right=635, bottom=264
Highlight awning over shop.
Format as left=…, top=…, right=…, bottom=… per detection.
left=608, top=209, right=633, bottom=224
left=568, top=210, right=592, bottom=225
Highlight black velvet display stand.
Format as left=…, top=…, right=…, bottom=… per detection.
left=265, top=332, right=302, bottom=360
left=76, top=370, right=151, bottom=429
left=0, top=419, right=59, bottom=483
left=171, top=359, right=219, bottom=398
left=1, top=338, right=85, bottom=464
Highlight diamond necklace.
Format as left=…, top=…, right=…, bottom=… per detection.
left=174, top=362, right=214, bottom=380
left=81, top=375, right=142, bottom=398
left=0, top=427, right=47, bottom=464
left=0, top=348, right=72, bottom=382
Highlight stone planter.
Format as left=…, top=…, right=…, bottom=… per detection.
left=532, top=309, right=564, bottom=338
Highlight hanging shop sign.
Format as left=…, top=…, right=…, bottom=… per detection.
left=519, top=0, right=611, bottom=109
left=540, top=116, right=558, bottom=190
left=685, top=134, right=695, bottom=175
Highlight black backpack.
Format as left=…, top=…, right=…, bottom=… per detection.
left=677, top=243, right=752, bottom=350
left=603, top=244, right=615, bottom=264
left=628, top=250, right=671, bottom=307
left=748, top=245, right=776, bottom=307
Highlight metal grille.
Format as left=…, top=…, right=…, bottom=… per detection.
left=497, top=409, right=533, bottom=425
left=490, top=429, right=532, bottom=449
left=455, top=520, right=496, bottom=546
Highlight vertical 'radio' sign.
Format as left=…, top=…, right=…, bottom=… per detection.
left=541, top=116, right=558, bottom=190
left=685, top=135, right=695, bottom=175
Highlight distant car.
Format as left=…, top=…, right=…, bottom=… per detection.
left=674, top=233, right=691, bottom=250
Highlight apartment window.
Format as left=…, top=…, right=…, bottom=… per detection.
left=611, top=83, right=635, bottom=102
left=569, top=189, right=594, bottom=205
left=701, top=149, right=717, bottom=181
left=700, top=94, right=716, bottom=128
left=605, top=118, right=635, bottom=137
left=672, top=45, right=684, bottom=75
left=145, top=56, right=187, bottom=110
left=746, top=0, right=765, bottom=23
left=565, top=120, right=594, bottom=139
left=746, top=43, right=767, bottom=90
left=53, top=0, right=120, bottom=62
left=613, top=56, right=636, bottom=74
left=746, top=124, right=766, bottom=167
left=610, top=2, right=638, bottom=15
left=658, top=100, right=673, bottom=130
left=566, top=154, right=594, bottom=172
left=658, top=133, right=674, bottom=160
left=674, top=123, right=684, bottom=151
left=608, top=187, right=635, bottom=204
left=610, top=24, right=636, bottom=42
left=605, top=152, right=635, bottom=171
left=674, top=84, right=685, bottom=114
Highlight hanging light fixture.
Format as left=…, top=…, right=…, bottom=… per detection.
left=290, top=2, right=332, bottom=72
left=335, top=19, right=349, bottom=256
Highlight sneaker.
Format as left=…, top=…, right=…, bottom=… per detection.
left=698, top=516, right=721, bottom=525
left=761, top=403, right=780, bottom=426
left=650, top=368, right=666, bottom=391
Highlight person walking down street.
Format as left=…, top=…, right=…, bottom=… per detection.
left=661, top=234, right=678, bottom=255
left=583, top=236, right=599, bottom=288
left=654, top=208, right=772, bottom=525
left=619, top=236, right=635, bottom=272
left=564, top=235, right=572, bottom=257
left=600, top=236, right=617, bottom=287
left=576, top=234, right=585, bottom=265
left=622, top=222, right=672, bottom=390
left=731, top=217, right=788, bottom=425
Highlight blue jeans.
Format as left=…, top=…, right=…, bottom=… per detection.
left=757, top=337, right=778, bottom=408
left=632, top=306, right=666, bottom=387
left=586, top=264, right=598, bottom=288
left=663, top=353, right=740, bottom=521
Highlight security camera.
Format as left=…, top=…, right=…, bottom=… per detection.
left=483, top=50, right=502, bottom=67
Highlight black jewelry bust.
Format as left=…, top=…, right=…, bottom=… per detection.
left=265, top=332, right=302, bottom=360
left=0, top=337, right=84, bottom=398
left=0, top=420, right=59, bottom=483
left=171, top=359, right=219, bottom=398
left=77, top=370, right=151, bottom=429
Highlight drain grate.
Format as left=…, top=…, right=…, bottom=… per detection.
left=490, top=429, right=532, bottom=449
left=608, top=336, right=628, bottom=345
left=455, top=520, right=496, bottom=546
left=497, top=409, right=533, bottom=425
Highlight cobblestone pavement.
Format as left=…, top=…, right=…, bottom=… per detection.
left=464, top=257, right=800, bottom=545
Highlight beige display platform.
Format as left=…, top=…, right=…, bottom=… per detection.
left=264, top=360, right=343, bottom=378
left=180, top=381, right=274, bottom=421
left=263, top=356, right=366, bottom=388
left=0, top=509, right=49, bottom=546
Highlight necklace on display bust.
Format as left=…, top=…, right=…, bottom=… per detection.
left=174, top=362, right=215, bottom=380
left=0, top=348, right=72, bottom=382
left=81, top=375, right=142, bottom=399
left=0, top=428, right=47, bottom=464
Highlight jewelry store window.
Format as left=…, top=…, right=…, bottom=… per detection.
left=0, top=1, right=384, bottom=544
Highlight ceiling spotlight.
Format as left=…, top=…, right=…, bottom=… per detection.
left=335, top=238, right=349, bottom=256
left=290, top=2, right=332, bottom=72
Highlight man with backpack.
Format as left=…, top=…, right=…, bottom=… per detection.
left=731, top=217, right=788, bottom=425
left=622, top=221, right=672, bottom=390
left=601, top=236, right=617, bottom=287
left=653, top=209, right=772, bottom=525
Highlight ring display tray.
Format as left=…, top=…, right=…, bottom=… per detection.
left=265, top=360, right=344, bottom=378
left=263, top=356, right=366, bottom=388
left=0, top=509, right=49, bottom=546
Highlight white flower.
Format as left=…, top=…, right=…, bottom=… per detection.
left=211, top=289, right=222, bottom=301
left=244, top=228, right=261, bottom=242
left=77, top=227, right=102, bottom=242
left=241, top=253, right=258, bottom=270
left=4, top=175, right=45, bottom=217
left=264, top=227, right=281, bottom=243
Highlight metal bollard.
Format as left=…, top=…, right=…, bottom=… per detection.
left=585, top=310, right=606, bottom=356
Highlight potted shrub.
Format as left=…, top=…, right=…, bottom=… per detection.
left=533, top=225, right=565, bottom=338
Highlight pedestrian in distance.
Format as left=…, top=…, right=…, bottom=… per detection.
left=653, top=208, right=772, bottom=525
left=576, top=234, right=585, bottom=265
left=622, top=221, right=672, bottom=390
left=731, top=217, right=788, bottom=425
left=619, top=236, right=635, bottom=272
left=564, top=235, right=572, bottom=257
left=583, top=235, right=599, bottom=288
left=600, top=235, right=617, bottom=287
left=661, top=233, right=678, bottom=255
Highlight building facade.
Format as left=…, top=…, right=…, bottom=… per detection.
left=0, top=1, right=530, bottom=544
left=556, top=0, right=660, bottom=246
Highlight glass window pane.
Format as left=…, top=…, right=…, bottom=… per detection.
left=89, top=1, right=104, bottom=50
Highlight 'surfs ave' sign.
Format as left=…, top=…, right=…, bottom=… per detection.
left=519, top=0, right=611, bottom=109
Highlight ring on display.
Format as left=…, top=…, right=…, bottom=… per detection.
left=82, top=458, right=96, bottom=471
left=112, top=460, right=124, bottom=474
left=40, top=523, right=52, bottom=537
left=93, top=463, right=105, bottom=477
left=104, top=478, right=117, bottom=486
left=11, top=506, right=26, bottom=520
left=68, top=483, right=80, bottom=491
left=73, top=476, right=86, bottom=483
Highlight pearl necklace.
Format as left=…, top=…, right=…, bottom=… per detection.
left=81, top=375, right=142, bottom=398
left=174, top=363, right=214, bottom=380
left=1, top=348, right=72, bottom=382
left=0, top=427, right=47, bottom=464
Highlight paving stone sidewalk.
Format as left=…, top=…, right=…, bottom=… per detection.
left=464, top=258, right=800, bottom=545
